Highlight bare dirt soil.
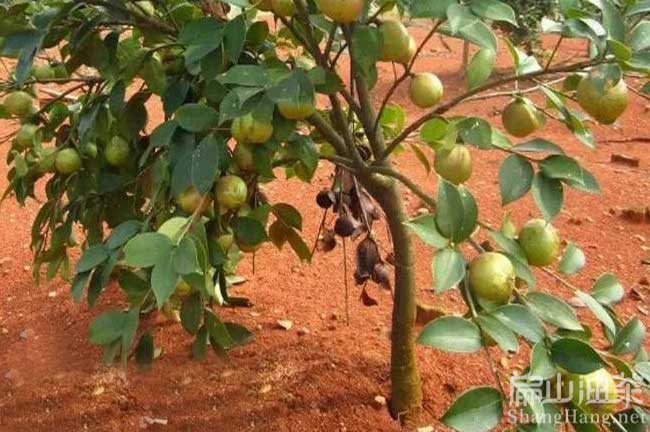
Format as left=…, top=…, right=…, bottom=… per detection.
left=1, top=30, right=649, bottom=432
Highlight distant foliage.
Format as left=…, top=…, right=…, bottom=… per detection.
left=499, top=0, right=557, bottom=51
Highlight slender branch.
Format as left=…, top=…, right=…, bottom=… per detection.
left=373, top=20, right=443, bottom=136
left=464, top=78, right=564, bottom=103
left=366, top=165, right=437, bottom=210
left=83, top=0, right=176, bottom=35
left=379, top=58, right=609, bottom=160
left=629, top=85, right=650, bottom=103
left=545, top=36, right=564, bottom=70
left=307, top=112, right=348, bottom=157
left=36, top=83, right=88, bottom=116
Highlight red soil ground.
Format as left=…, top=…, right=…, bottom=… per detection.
left=0, top=29, right=649, bottom=432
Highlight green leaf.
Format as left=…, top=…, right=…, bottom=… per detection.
left=466, top=48, right=495, bottom=90
left=559, top=243, right=585, bottom=275
left=272, top=203, right=302, bottom=231
left=232, top=217, right=267, bottom=247
left=591, top=273, right=624, bottom=306
left=636, top=362, right=650, bottom=382
left=204, top=310, right=235, bottom=350
left=433, top=248, right=466, bottom=293
left=223, top=15, right=246, bottom=63
left=539, top=155, right=584, bottom=186
left=492, top=304, right=545, bottom=343
left=417, top=316, right=482, bottom=353
left=469, top=0, right=518, bottom=26
left=499, top=154, right=534, bottom=205
left=218, top=65, right=268, bottom=87
left=550, top=338, right=604, bottom=374
left=436, top=181, right=477, bottom=243
left=476, top=314, right=519, bottom=352
left=88, top=309, right=137, bottom=346
left=191, top=135, right=224, bottom=194
left=106, top=220, right=142, bottom=250
left=575, top=290, right=617, bottom=335
left=441, top=386, right=503, bottom=432
left=173, top=237, right=199, bottom=275
left=151, top=252, right=179, bottom=308
left=411, top=0, right=458, bottom=18
left=611, top=318, right=645, bottom=355
left=135, top=332, right=154, bottom=367
left=532, top=172, right=564, bottom=221
left=180, top=293, right=202, bottom=335
left=530, top=342, right=556, bottom=380
left=512, top=139, right=565, bottom=155
left=404, top=214, right=449, bottom=249
left=123, top=233, right=173, bottom=268
left=457, top=117, right=492, bottom=149
left=76, top=244, right=109, bottom=273
left=350, top=25, right=380, bottom=87
left=525, top=292, right=582, bottom=331
left=179, top=17, right=224, bottom=64
left=175, top=103, right=219, bottom=133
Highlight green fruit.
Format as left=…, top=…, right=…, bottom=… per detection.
left=271, top=0, right=295, bottom=16
left=469, top=252, right=515, bottom=305
left=434, top=145, right=473, bottom=185
left=4, top=91, right=36, bottom=117
left=105, top=136, right=131, bottom=167
left=83, top=142, right=98, bottom=159
left=517, top=219, right=560, bottom=267
left=216, top=175, right=248, bottom=210
left=231, top=114, right=274, bottom=144
left=14, top=124, right=38, bottom=150
left=409, top=73, right=443, bottom=108
left=176, top=187, right=209, bottom=214
left=397, top=36, right=417, bottom=65
left=53, top=64, right=69, bottom=79
left=233, top=143, right=255, bottom=171
left=577, top=72, right=628, bottom=125
left=562, top=369, right=618, bottom=414
left=379, top=21, right=413, bottom=64
left=277, top=99, right=316, bottom=121
left=502, top=98, right=543, bottom=137
left=216, top=232, right=234, bottom=252
left=319, top=0, right=364, bottom=23
left=55, top=148, right=82, bottom=174
left=31, top=64, right=55, bottom=80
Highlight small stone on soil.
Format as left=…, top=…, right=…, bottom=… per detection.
left=639, top=277, right=649, bottom=286
left=297, top=327, right=310, bottom=336
left=258, top=384, right=272, bottom=395
left=276, top=319, right=293, bottom=330
left=372, top=395, right=387, bottom=408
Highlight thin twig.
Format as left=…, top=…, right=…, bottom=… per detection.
left=379, top=58, right=610, bottom=161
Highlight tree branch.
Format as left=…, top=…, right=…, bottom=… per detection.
left=366, top=165, right=437, bottom=210
left=379, top=58, right=609, bottom=161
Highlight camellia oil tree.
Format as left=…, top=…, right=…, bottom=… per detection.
left=1, top=0, right=650, bottom=429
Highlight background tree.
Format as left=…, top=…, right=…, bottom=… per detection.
left=1, top=0, right=649, bottom=430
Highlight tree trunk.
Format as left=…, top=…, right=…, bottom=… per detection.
left=362, top=174, right=422, bottom=427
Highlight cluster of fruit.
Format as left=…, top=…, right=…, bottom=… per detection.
left=468, top=218, right=560, bottom=307
left=314, top=170, right=390, bottom=292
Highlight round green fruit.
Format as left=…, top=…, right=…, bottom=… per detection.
left=55, top=148, right=82, bottom=174
left=176, top=187, right=208, bottom=214
left=502, top=98, right=543, bottom=138
left=517, top=219, right=560, bottom=267
left=216, top=175, right=248, bottom=211
left=216, top=232, right=234, bottom=252
left=4, top=91, right=36, bottom=117
left=562, top=368, right=618, bottom=415
left=83, top=142, right=98, bottom=159
left=271, top=0, right=295, bottom=16
left=231, top=114, right=274, bottom=144
left=379, top=21, right=413, bottom=64
left=233, top=143, right=255, bottom=171
left=53, top=64, right=69, bottom=79
left=577, top=73, right=628, bottom=125
left=14, top=124, right=38, bottom=150
left=105, top=136, right=130, bottom=167
left=409, top=73, right=443, bottom=108
left=469, top=252, right=515, bottom=305
left=319, top=0, right=364, bottom=23
left=434, top=145, right=473, bottom=185
left=32, top=64, right=55, bottom=80
left=277, top=99, right=316, bottom=121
